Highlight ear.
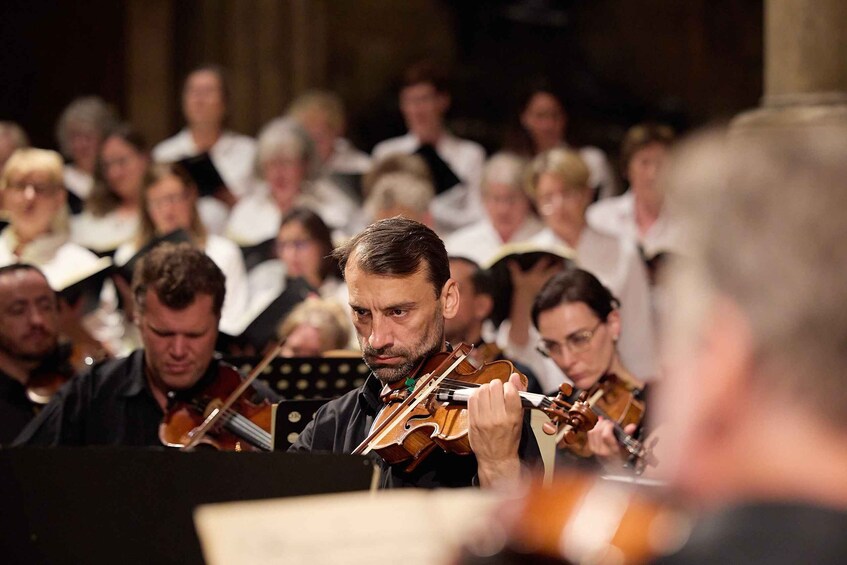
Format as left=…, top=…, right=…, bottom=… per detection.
left=441, top=278, right=460, bottom=320
left=606, top=309, right=622, bottom=342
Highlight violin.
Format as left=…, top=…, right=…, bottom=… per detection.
left=352, top=343, right=598, bottom=470
left=25, top=343, right=78, bottom=406
left=159, top=362, right=274, bottom=451
left=458, top=471, right=691, bottom=564
left=551, top=373, right=657, bottom=474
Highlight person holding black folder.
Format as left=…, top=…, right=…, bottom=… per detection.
left=152, top=64, right=257, bottom=234
left=372, top=61, right=486, bottom=235
left=15, top=243, right=277, bottom=447
left=113, top=163, right=248, bottom=339
left=70, top=124, right=148, bottom=256
left=225, top=118, right=358, bottom=247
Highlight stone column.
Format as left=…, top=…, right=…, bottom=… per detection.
left=734, top=0, right=847, bottom=129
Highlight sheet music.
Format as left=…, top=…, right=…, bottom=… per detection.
left=195, top=488, right=502, bottom=565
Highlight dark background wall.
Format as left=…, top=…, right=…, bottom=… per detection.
left=0, top=0, right=762, bottom=162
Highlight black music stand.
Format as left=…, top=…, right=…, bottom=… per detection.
left=225, top=355, right=369, bottom=399
left=0, top=448, right=376, bottom=565
left=273, top=399, right=332, bottom=450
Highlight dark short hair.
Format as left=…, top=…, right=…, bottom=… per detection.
left=132, top=242, right=225, bottom=316
left=401, top=60, right=450, bottom=94
left=333, top=217, right=449, bottom=298
left=531, top=268, right=620, bottom=328
left=279, top=207, right=339, bottom=283
left=448, top=256, right=493, bottom=297
left=620, top=122, right=675, bottom=177
left=184, top=63, right=231, bottom=105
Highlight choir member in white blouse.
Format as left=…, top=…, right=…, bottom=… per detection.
left=70, top=124, right=147, bottom=254
left=153, top=64, right=257, bottom=234
left=54, top=96, right=118, bottom=203
left=225, top=118, right=358, bottom=246
left=444, top=152, right=543, bottom=266
left=114, top=163, right=248, bottom=337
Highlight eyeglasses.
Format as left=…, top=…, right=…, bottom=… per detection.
left=537, top=320, right=604, bottom=357
left=275, top=238, right=314, bottom=254
left=147, top=192, right=188, bottom=209
left=4, top=182, right=60, bottom=198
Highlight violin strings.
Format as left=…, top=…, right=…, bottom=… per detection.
left=217, top=408, right=273, bottom=451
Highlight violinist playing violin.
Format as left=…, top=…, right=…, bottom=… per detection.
left=15, top=243, right=278, bottom=447
left=533, top=268, right=652, bottom=472
left=290, top=217, right=540, bottom=488
left=0, top=264, right=74, bottom=445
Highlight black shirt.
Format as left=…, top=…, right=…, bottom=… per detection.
left=0, top=370, right=39, bottom=445
left=289, top=373, right=540, bottom=489
left=14, top=350, right=279, bottom=447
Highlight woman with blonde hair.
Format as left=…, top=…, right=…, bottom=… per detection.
left=0, top=148, right=101, bottom=287
left=278, top=297, right=352, bottom=358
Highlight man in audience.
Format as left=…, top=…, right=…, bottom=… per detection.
left=654, top=126, right=847, bottom=562
left=446, top=256, right=542, bottom=393
left=291, top=218, right=538, bottom=488
left=372, top=61, right=486, bottom=234
left=15, top=243, right=277, bottom=447
left=0, top=264, right=72, bottom=445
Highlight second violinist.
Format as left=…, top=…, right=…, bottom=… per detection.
left=15, top=243, right=279, bottom=447
left=290, top=218, right=541, bottom=488
left=533, top=268, right=654, bottom=473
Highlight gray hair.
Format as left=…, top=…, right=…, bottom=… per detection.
left=662, top=125, right=847, bottom=426
left=55, top=96, right=118, bottom=158
left=482, top=152, right=528, bottom=195
left=255, top=117, right=317, bottom=179
left=364, top=172, right=435, bottom=219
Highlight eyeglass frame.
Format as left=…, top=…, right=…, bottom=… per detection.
left=3, top=182, right=61, bottom=198
left=537, top=319, right=605, bottom=358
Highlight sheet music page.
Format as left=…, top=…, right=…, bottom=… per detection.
left=195, top=488, right=502, bottom=565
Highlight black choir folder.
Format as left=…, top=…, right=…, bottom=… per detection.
left=0, top=448, right=376, bottom=565
left=53, top=256, right=114, bottom=309
left=178, top=152, right=227, bottom=197
left=483, top=241, right=576, bottom=327
left=115, top=228, right=193, bottom=283
left=217, top=276, right=314, bottom=354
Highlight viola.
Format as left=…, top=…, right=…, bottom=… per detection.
left=352, top=343, right=597, bottom=469
left=552, top=373, right=657, bottom=474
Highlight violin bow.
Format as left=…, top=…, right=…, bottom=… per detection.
left=180, top=339, right=285, bottom=452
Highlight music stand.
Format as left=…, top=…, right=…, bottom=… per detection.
left=272, top=399, right=332, bottom=450
left=0, top=448, right=376, bottom=565
left=225, top=355, right=369, bottom=400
